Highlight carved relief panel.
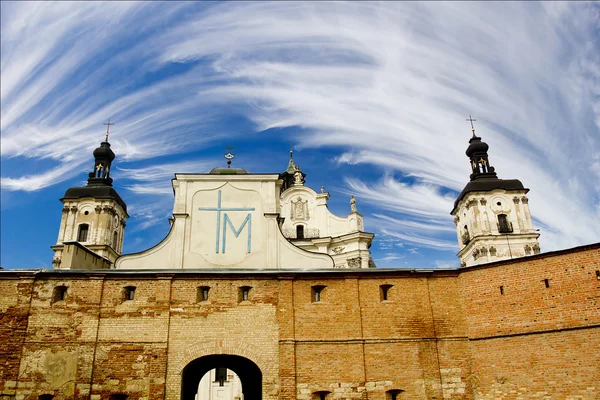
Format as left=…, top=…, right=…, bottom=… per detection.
left=291, top=196, right=310, bottom=222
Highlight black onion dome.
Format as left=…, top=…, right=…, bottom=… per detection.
left=465, top=135, right=489, bottom=157
left=93, top=141, right=115, bottom=162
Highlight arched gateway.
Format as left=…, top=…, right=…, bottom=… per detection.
left=181, top=354, right=262, bottom=400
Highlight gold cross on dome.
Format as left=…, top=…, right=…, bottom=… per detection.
left=103, top=119, right=115, bottom=141
left=466, top=115, right=477, bottom=135
left=96, top=163, right=103, bottom=170
left=479, top=158, right=486, bottom=164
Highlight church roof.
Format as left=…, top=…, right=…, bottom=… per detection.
left=451, top=178, right=527, bottom=214
left=451, top=124, right=529, bottom=214
left=208, top=167, right=249, bottom=174
left=62, top=185, right=128, bottom=213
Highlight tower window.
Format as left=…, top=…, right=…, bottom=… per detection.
left=113, top=231, right=118, bottom=248
left=499, top=285, right=504, bottom=295
left=296, top=225, right=305, bottom=239
left=198, top=286, right=210, bottom=302
left=462, top=225, right=470, bottom=244
left=77, top=224, right=89, bottom=242
left=380, top=284, right=393, bottom=301
left=239, top=286, right=251, bottom=302
left=311, top=285, right=326, bottom=302
left=497, top=214, right=513, bottom=233
left=52, top=286, right=68, bottom=303
left=123, top=286, right=136, bottom=301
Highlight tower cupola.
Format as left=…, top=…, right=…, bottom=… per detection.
left=51, top=122, right=128, bottom=270
left=451, top=115, right=540, bottom=267
left=280, top=150, right=306, bottom=192
left=466, top=133, right=497, bottom=180
left=89, top=140, right=116, bottom=185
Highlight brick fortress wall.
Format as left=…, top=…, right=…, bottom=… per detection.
left=459, top=244, right=600, bottom=399
left=0, top=243, right=598, bottom=400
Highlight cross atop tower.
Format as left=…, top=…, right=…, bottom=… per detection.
left=103, top=119, right=115, bottom=142
left=224, top=146, right=235, bottom=168
left=466, top=115, right=477, bottom=136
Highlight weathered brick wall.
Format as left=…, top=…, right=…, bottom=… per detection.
left=165, top=277, right=280, bottom=400
left=291, top=273, right=471, bottom=400
left=459, top=245, right=600, bottom=398
left=0, top=277, right=34, bottom=397
left=1, top=244, right=598, bottom=400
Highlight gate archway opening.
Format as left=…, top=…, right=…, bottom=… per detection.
left=181, top=354, right=262, bottom=400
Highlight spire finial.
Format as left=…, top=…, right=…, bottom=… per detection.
left=466, top=115, right=477, bottom=137
left=224, top=146, right=235, bottom=168
left=103, top=119, right=115, bottom=142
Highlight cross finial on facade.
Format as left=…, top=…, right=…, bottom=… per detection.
left=466, top=115, right=477, bottom=137
left=103, top=119, right=115, bottom=141
left=224, top=146, right=235, bottom=168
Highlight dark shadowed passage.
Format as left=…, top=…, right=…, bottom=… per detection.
left=181, top=354, right=262, bottom=400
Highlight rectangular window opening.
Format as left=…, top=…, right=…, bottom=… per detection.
left=380, top=284, right=393, bottom=301
left=198, top=286, right=210, bottom=302
left=124, top=286, right=136, bottom=301
left=386, top=390, right=404, bottom=400
left=77, top=224, right=89, bottom=242
left=311, top=285, right=326, bottom=303
left=543, top=278, right=550, bottom=288
left=313, top=391, right=330, bottom=400
left=499, top=285, right=504, bottom=295
left=239, top=286, right=251, bottom=302
left=53, top=286, right=68, bottom=303
left=596, top=270, right=600, bottom=280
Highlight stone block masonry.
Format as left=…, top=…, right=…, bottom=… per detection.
left=0, top=243, right=598, bottom=399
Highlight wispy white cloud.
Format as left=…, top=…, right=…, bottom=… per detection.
left=0, top=160, right=87, bottom=191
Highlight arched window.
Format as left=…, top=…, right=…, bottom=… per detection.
left=77, top=224, right=89, bottom=242
left=113, top=231, right=119, bottom=248
left=497, top=214, right=512, bottom=233
left=462, top=225, right=470, bottom=244
left=38, top=395, right=54, bottom=400
left=296, top=225, right=305, bottom=239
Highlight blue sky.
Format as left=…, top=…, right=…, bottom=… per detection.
left=1, top=2, right=599, bottom=270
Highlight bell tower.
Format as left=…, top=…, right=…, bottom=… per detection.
left=451, top=117, right=540, bottom=267
left=51, top=123, right=128, bottom=269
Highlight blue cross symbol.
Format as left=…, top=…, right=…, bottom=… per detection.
left=198, top=190, right=255, bottom=254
